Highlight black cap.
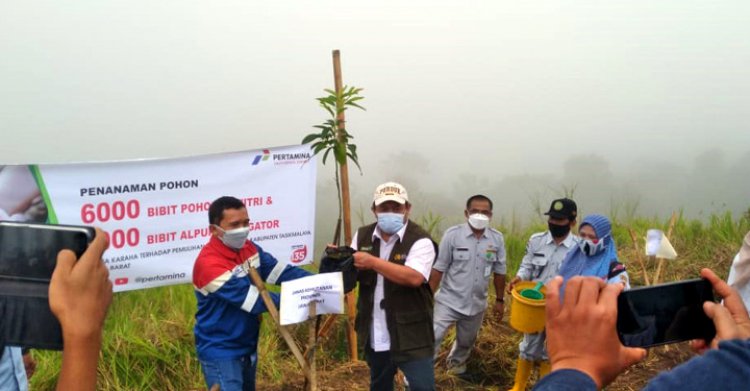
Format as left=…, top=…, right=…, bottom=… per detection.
left=544, top=198, right=577, bottom=220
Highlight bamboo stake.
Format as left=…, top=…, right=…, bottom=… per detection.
left=303, top=314, right=338, bottom=358
left=332, top=49, right=359, bottom=361
left=628, top=227, right=651, bottom=286
left=332, top=50, right=351, bottom=259
left=653, top=211, right=678, bottom=285
left=306, top=302, right=318, bottom=391
left=246, top=266, right=311, bottom=382
left=665, top=212, right=678, bottom=243
left=654, top=212, right=679, bottom=353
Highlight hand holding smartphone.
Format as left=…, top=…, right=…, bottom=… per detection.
left=0, top=221, right=96, bottom=350
left=48, top=227, right=112, bottom=343
left=616, top=279, right=716, bottom=348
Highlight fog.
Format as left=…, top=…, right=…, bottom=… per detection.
left=1, top=1, right=748, bottom=240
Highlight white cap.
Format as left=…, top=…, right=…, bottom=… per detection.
left=373, top=182, right=409, bottom=206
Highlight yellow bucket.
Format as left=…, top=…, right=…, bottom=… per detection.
left=509, top=281, right=547, bottom=333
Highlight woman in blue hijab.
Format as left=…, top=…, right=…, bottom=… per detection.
left=558, top=214, right=630, bottom=288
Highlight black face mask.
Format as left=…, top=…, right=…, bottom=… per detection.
left=548, top=222, right=571, bottom=239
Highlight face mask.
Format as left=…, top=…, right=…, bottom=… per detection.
left=214, top=225, right=250, bottom=250
left=468, top=213, right=490, bottom=230
left=579, top=237, right=606, bottom=256
left=377, top=213, right=405, bottom=234
left=548, top=222, right=571, bottom=238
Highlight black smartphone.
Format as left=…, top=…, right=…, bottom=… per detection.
left=0, top=221, right=95, bottom=350
left=617, top=279, right=716, bottom=348
left=0, top=221, right=94, bottom=282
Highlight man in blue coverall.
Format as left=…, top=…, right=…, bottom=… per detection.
left=192, top=196, right=310, bottom=391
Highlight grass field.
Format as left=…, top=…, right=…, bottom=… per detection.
left=29, top=211, right=749, bottom=390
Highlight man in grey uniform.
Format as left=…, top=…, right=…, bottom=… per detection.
left=506, top=198, right=579, bottom=391
left=429, top=194, right=506, bottom=376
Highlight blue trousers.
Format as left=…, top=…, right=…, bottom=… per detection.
left=366, top=348, right=435, bottom=391
left=199, top=353, right=257, bottom=391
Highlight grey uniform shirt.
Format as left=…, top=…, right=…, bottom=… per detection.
left=433, top=223, right=506, bottom=317
left=516, top=231, right=578, bottom=283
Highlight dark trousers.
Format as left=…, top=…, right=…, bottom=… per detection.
left=366, top=347, right=435, bottom=391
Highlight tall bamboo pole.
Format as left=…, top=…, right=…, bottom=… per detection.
left=333, top=49, right=359, bottom=361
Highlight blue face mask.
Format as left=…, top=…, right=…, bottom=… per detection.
left=377, top=213, right=405, bottom=235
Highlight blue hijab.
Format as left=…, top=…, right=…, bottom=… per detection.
left=558, top=214, right=619, bottom=282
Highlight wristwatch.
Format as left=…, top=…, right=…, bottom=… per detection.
left=496, top=298, right=504, bottom=303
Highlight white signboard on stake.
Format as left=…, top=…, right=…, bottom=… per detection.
left=279, top=272, right=345, bottom=326
left=645, top=229, right=678, bottom=260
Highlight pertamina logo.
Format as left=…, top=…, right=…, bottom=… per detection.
left=252, top=149, right=271, bottom=165
left=271, top=151, right=312, bottom=166
left=290, top=245, right=307, bottom=264
left=252, top=148, right=312, bottom=167
left=114, top=277, right=129, bottom=285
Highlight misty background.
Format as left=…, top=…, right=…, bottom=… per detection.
left=2, top=1, right=748, bottom=250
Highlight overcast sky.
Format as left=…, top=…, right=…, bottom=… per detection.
left=2, top=1, right=748, bottom=222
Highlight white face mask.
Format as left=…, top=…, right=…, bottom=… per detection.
left=579, top=237, right=606, bottom=256
left=214, top=225, right=250, bottom=249
left=468, top=213, right=490, bottom=230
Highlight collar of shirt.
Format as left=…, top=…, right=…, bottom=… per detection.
left=372, top=221, right=409, bottom=243
left=545, top=231, right=577, bottom=248
left=461, top=222, right=488, bottom=239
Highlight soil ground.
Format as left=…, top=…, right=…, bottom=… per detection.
left=258, top=322, right=694, bottom=390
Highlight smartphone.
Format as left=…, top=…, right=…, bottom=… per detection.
left=0, top=221, right=94, bottom=350
left=0, top=221, right=94, bottom=282
left=617, top=279, right=716, bottom=348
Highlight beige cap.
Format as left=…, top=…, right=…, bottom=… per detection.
left=373, top=182, right=409, bottom=206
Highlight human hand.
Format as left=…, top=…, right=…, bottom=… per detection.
left=23, top=351, right=36, bottom=380
left=353, top=251, right=379, bottom=270
left=506, top=276, right=521, bottom=294
left=49, top=228, right=112, bottom=341
left=493, top=301, right=505, bottom=321
left=24, top=195, right=48, bottom=221
left=690, top=268, right=750, bottom=354
left=545, top=276, right=647, bottom=389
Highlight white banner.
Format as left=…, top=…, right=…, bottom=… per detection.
left=279, top=272, right=344, bottom=326
left=0, top=145, right=316, bottom=292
